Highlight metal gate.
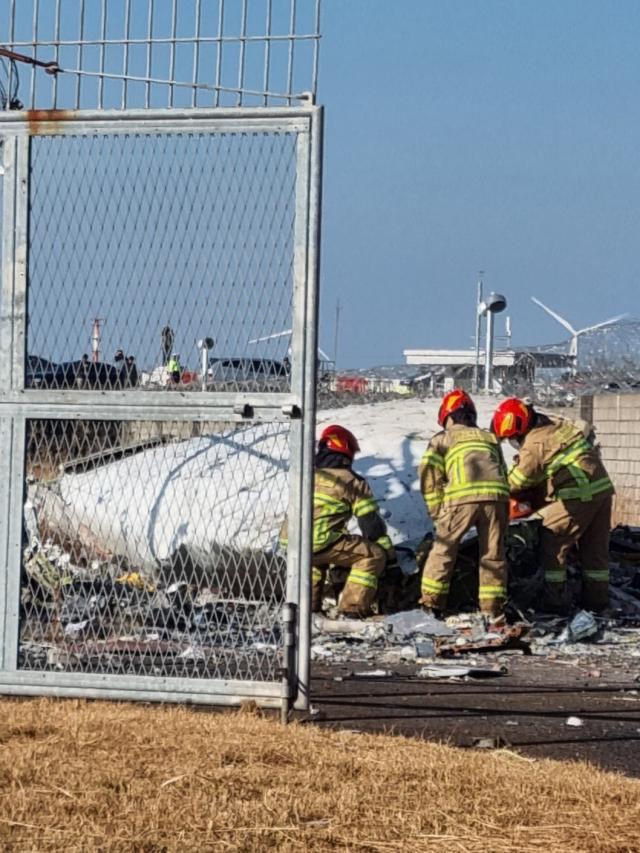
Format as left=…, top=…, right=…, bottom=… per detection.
left=0, top=104, right=321, bottom=715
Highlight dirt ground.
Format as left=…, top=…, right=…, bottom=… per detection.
left=309, top=656, right=640, bottom=777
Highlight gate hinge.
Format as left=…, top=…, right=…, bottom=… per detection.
left=281, top=404, right=302, bottom=418
left=233, top=402, right=253, bottom=418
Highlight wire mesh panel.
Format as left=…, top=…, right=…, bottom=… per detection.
left=0, top=0, right=321, bottom=110
left=23, top=418, right=289, bottom=681
left=0, top=106, right=322, bottom=711
left=28, top=129, right=296, bottom=389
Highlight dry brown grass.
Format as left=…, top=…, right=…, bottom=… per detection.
left=0, top=697, right=638, bottom=852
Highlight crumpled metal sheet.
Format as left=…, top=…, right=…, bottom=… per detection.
left=437, top=624, right=531, bottom=657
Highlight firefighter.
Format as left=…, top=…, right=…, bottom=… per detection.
left=491, top=398, right=614, bottom=614
left=281, top=424, right=395, bottom=617
left=420, top=389, right=510, bottom=618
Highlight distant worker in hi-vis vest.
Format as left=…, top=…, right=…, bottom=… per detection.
left=167, top=353, right=181, bottom=384
left=420, top=389, right=510, bottom=620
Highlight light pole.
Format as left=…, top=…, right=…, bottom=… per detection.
left=333, top=299, right=341, bottom=371
left=197, top=337, right=215, bottom=391
left=91, top=318, right=104, bottom=363
left=472, top=272, right=484, bottom=393
left=479, top=292, right=507, bottom=393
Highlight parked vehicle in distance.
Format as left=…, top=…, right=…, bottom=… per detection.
left=26, top=356, right=136, bottom=389
left=207, top=357, right=290, bottom=391
left=26, top=355, right=60, bottom=388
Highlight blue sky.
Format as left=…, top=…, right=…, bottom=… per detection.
left=318, top=0, right=640, bottom=367
left=4, top=1, right=639, bottom=370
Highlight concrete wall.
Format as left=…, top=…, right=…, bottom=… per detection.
left=580, top=394, right=640, bottom=526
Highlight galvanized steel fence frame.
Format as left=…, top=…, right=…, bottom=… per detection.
left=0, top=105, right=322, bottom=716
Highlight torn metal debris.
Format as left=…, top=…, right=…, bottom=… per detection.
left=19, top=505, right=640, bottom=683
left=20, top=536, right=284, bottom=681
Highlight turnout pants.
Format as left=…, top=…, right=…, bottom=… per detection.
left=421, top=501, right=509, bottom=616
left=312, top=534, right=387, bottom=616
left=538, top=492, right=612, bottom=613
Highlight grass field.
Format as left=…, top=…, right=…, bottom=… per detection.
left=0, top=697, right=638, bottom=852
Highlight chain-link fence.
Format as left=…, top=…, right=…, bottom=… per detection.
left=23, top=417, right=289, bottom=682
left=28, top=125, right=296, bottom=387
left=494, top=322, right=640, bottom=406
left=1, top=106, right=322, bottom=713
left=0, top=2, right=323, bottom=716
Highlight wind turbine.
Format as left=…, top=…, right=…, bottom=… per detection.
left=531, top=297, right=627, bottom=368
left=247, top=329, right=332, bottom=362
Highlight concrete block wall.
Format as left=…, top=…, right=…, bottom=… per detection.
left=580, top=395, right=640, bottom=526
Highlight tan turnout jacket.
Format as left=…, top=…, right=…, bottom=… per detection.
left=420, top=423, right=509, bottom=519
left=311, top=467, right=391, bottom=553
left=280, top=467, right=392, bottom=555
left=508, top=416, right=614, bottom=503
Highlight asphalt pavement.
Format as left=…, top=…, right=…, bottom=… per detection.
left=308, top=658, right=640, bottom=777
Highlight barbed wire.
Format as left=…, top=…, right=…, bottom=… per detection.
left=317, top=320, right=640, bottom=410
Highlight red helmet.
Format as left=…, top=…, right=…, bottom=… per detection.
left=437, top=388, right=476, bottom=427
left=492, top=398, right=533, bottom=439
left=319, top=424, right=360, bottom=459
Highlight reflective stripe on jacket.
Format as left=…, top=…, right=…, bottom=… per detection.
left=280, top=466, right=389, bottom=554
left=311, top=468, right=384, bottom=552
left=420, top=424, right=509, bottom=517
left=508, top=416, right=614, bottom=503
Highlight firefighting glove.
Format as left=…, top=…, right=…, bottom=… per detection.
left=385, top=551, right=400, bottom=571
left=380, top=557, right=403, bottom=591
